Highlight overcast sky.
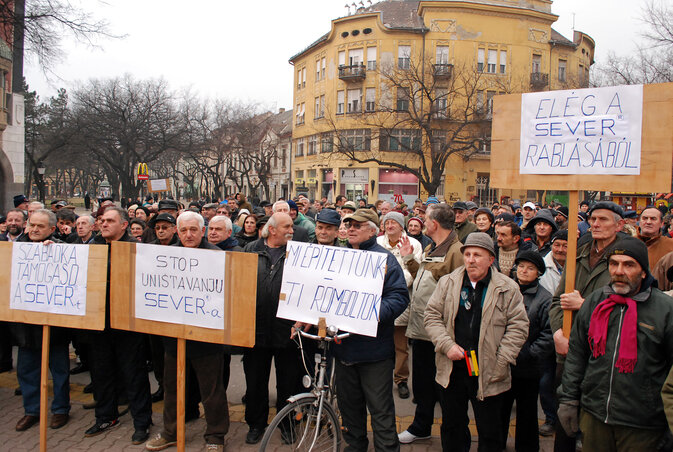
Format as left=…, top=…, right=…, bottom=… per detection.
left=24, top=0, right=647, bottom=109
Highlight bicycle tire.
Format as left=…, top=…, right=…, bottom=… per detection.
left=259, top=396, right=341, bottom=452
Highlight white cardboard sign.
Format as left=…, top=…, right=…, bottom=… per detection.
left=520, top=84, right=643, bottom=175
left=134, top=243, right=226, bottom=330
left=10, top=242, right=90, bottom=316
left=277, top=241, right=386, bottom=337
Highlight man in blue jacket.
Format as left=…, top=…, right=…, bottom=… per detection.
left=335, top=208, right=410, bottom=452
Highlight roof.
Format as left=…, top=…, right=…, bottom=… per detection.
left=550, top=28, right=576, bottom=47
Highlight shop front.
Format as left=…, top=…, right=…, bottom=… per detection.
left=377, top=169, right=419, bottom=207
left=340, top=168, right=369, bottom=201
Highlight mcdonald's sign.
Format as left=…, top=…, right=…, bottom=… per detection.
left=137, top=163, right=149, bottom=181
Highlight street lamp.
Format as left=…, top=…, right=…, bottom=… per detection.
left=37, top=161, right=46, bottom=203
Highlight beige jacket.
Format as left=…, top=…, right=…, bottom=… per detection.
left=424, top=267, right=529, bottom=400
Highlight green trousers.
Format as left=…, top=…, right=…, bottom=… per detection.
left=580, top=409, right=665, bottom=452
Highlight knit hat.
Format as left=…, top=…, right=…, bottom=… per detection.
left=407, top=216, right=424, bottom=228
left=382, top=211, right=405, bottom=230
left=287, top=200, right=299, bottom=211
left=13, top=194, right=28, bottom=207
left=551, top=229, right=568, bottom=243
left=515, top=250, right=546, bottom=275
left=426, top=196, right=439, bottom=205
left=609, top=236, right=650, bottom=273
left=460, top=232, right=495, bottom=256
left=557, top=206, right=569, bottom=218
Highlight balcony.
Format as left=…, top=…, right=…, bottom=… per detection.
left=530, top=72, right=549, bottom=90
left=433, top=63, right=454, bottom=80
left=338, top=64, right=366, bottom=82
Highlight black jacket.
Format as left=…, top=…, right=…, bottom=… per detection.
left=235, top=230, right=258, bottom=248
left=214, top=236, right=242, bottom=251
left=244, top=238, right=296, bottom=349
left=292, top=226, right=310, bottom=243
left=149, top=233, right=179, bottom=246
left=512, top=280, right=553, bottom=377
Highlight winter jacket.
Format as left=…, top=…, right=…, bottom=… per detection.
left=653, top=250, right=673, bottom=292
left=455, top=221, right=478, bottom=243
left=408, top=232, right=433, bottom=251
left=332, top=236, right=409, bottom=364
left=559, top=280, right=673, bottom=430
left=404, top=231, right=463, bottom=341
left=164, top=237, right=224, bottom=358
left=549, top=235, right=630, bottom=341
left=214, top=236, right=242, bottom=251
left=294, top=213, right=315, bottom=242
left=244, top=238, right=296, bottom=349
left=639, top=234, right=673, bottom=272
left=512, top=281, right=553, bottom=377
left=235, top=229, right=258, bottom=248
left=424, top=267, right=529, bottom=399
left=539, top=251, right=563, bottom=296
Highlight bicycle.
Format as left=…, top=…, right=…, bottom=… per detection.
left=259, top=324, right=349, bottom=452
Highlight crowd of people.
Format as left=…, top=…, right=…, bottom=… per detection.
left=3, top=191, right=673, bottom=452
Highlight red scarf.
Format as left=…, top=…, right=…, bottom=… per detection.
left=587, top=294, right=638, bottom=373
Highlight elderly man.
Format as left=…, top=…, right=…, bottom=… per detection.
left=150, top=213, right=178, bottom=246
left=157, top=199, right=179, bottom=218
left=0, top=208, right=26, bottom=241
left=549, top=201, right=628, bottom=451
left=638, top=206, right=673, bottom=270
left=377, top=211, right=422, bottom=400
left=312, top=209, right=343, bottom=246
left=379, top=201, right=393, bottom=217
left=333, top=208, right=409, bottom=451
left=207, top=215, right=241, bottom=251
left=558, top=237, right=673, bottom=451
left=452, top=201, right=478, bottom=243
left=88, top=207, right=152, bottom=444
left=272, top=200, right=309, bottom=242
left=397, top=203, right=464, bottom=444
left=12, top=209, right=71, bottom=432
left=74, top=214, right=96, bottom=244
left=424, top=232, right=529, bottom=452
left=241, top=212, right=303, bottom=444
left=27, top=201, right=44, bottom=219
left=146, top=212, right=229, bottom=452
left=200, top=203, right=218, bottom=225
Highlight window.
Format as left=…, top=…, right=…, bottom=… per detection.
left=367, top=47, right=377, bottom=70
left=338, top=50, right=346, bottom=67
left=434, top=88, right=448, bottom=117
left=436, top=45, right=449, bottom=64
left=320, top=95, right=325, bottom=118
left=295, top=169, right=304, bottom=180
left=341, top=129, right=371, bottom=151
left=486, top=91, right=495, bottom=118
left=396, top=87, right=410, bottom=112
left=295, top=138, right=305, bottom=156
left=337, top=90, right=344, bottom=114
left=431, top=130, right=447, bottom=153
left=365, top=88, right=376, bottom=112
left=382, top=129, right=421, bottom=152
left=476, top=91, right=484, bottom=114
left=314, top=97, right=321, bottom=119
left=487, top=49, right=497, bottom=73
left=477, top=48, right=485, bottom=72
left=297, top=69, right=302, bottom=89
left=295, top=103, right=305, bottom=125
left=321, top=133, right=333, bottom=153
left=349, top=48, right=363, bottom=66
left=499, top=50, right=507, bottom=74
left=347, top=88, right=361, bottom=113
left=558, top=59, right=566, bottom=82
left=321, top=57, right=326, bottom=79
left=301, top=68, right=306, bottom=88
left=308, top=135, right=318, bottom=155
left=532, top=54, right=542, bottom=73
left=316, top=60, right=321, bottom=81
left=398, top=45, right=410, bottom=69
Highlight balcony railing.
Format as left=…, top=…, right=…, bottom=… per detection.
left=433, top=63, right=454, bottom=80
left=338, top=64, right=366, bottom=82
left=530, top=72, right=549, bottom=90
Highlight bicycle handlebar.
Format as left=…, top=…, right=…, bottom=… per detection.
left=294, top=327, right=350, bottom=342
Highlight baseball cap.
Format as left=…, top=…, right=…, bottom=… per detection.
left=344, top=208, right=380, bottom=227
left=154, top=213, right=176, bottom=225
left=523, top=202, right=536, bottom=210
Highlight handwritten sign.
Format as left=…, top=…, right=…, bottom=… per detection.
left=148, top=178, right=170, bottom=193
left=134, top=244, right=226, bottom=330
left=277, top=241, right=386, bottom=337
left=520, top=85, right=643, bottom=175
left=10, top=242, right=90, bottom=316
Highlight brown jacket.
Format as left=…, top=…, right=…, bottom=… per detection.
left=404, top=231, right=463, bottom=341
left=640, top=234, right=673, bottom=272
left=424, top=267, right=529, bottom=399
left=653, top=250, right=673, bottom=292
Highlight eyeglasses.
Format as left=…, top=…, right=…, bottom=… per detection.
left=155, top=225, right=173, bottom=231
left=347, top=222, right=365, bottom=230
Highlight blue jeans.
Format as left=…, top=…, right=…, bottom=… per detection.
left=17, top=344, right=70, bottom=416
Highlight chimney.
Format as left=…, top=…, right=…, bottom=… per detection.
left=279, top=108, right=285, bottom=113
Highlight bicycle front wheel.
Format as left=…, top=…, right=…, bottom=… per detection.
left=259, top=396, right=341, bottom=452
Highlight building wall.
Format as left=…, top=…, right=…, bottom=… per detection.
left=289, top=0, right=595, bottom=205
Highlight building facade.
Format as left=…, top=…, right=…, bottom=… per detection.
left=289, top=0, right=594, bottom=205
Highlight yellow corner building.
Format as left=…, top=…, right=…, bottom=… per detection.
left=289, top=0, right=594, bottom=206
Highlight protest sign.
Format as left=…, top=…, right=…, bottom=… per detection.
left=278, top=241, right=387, bottom=337
left=10, top=242, right=90, bottom=316
left=148, top=178, right=170, bottom=192
left=520, top=85, right=643, bottom=175
left=134, top=243, right=226, bottom=330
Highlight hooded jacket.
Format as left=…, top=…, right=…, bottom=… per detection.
left=560, top=277, right=673, bottom=430
left=512, top=281, right=553, bottom=377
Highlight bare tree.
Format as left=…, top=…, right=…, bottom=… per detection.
left=321, top=58, right=509, bottom=196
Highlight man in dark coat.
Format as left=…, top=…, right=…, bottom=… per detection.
left=241, top=212, right=304, bottom=444
left=207, top=215, right=242, bottom=251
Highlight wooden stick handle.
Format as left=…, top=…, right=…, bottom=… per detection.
left=177, top=338, right=186, bottom=452
left=563, top=191, right=579, bottom=338
left=40, top=325, right=50, bottom=452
